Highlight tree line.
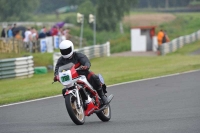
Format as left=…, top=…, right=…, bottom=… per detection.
left=137, top=0, right=195, bottom=8
left=0, top=0, right=199, bottom=32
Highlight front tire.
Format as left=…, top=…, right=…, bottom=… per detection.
left=96, top=104, right=111, bottom=122
left=65, top=94, right=85, bottom=125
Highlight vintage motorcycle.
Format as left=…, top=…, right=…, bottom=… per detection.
left=53, top=63, right=114, bottom=125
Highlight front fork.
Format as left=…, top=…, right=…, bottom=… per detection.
left=64, top=86, right=82, bottom=109
left=75, top=86, right=81, bottom=109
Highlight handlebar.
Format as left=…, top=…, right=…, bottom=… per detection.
left=75, top=67, right=82, bottom=71
left=76, top=65, right=88, bottom=71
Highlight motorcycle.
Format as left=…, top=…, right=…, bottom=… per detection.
left=53, top=62, right=114, bottom=125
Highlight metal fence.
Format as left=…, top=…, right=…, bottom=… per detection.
left=161, top=30, right=200, bottom=55
left=0, top=56, right=34, bottom=79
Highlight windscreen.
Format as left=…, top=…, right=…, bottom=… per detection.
left=58, top=62, right=74, bottom=72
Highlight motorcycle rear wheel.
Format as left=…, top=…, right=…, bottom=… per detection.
left=65, top=94, right=85, bottom=125
left=96, top=104, right=111, bottom=122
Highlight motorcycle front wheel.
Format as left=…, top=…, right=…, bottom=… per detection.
left=65, top=93, right=85, bottom=125
left=96, top=104, right=111, bottom=122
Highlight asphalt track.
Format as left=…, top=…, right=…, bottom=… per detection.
left=0, top=70, right=200, bottom=133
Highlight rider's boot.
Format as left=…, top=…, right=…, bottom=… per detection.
left=97, top=89, right=108, bottom=105
left=62, top=88, right=66, bottom=98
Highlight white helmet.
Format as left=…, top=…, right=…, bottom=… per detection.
left=59, top=40, right=74, bottom=58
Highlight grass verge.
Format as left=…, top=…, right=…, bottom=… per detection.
left=0, top=40, right=200, bottom=105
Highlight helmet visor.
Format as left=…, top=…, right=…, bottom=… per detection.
left=60, top=47, right=72, bottom=55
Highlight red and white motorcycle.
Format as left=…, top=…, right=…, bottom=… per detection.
left=53, top=63, right=114, bottom=125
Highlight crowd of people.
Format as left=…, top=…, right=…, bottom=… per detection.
left=1, top=23, right=71, bottom=52
left=1, top=24, right=17, bottom=38
left=37, top=26, right=71, bottom=40
left=1, top=23, right=71, bottom=41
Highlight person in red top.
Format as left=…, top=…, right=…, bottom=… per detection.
left=51, top=26, right=58, bottom=36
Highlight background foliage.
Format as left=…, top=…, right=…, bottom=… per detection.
left=0, top=39, right=200, bottom=105
left=0, top=0, right=200, bottom=105
left=0, top=0, right=40, bottom=21
left=0, top=0, right=200, bottom=53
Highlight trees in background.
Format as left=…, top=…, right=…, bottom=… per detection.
left=0, top=0, right=39, bottom=21
left=1, top=0, right=198, bottom=32
left=137, top=0, right=192, bottom=8
left=66, top=0, right=137, bottom=31
left=96, top=0, right=137, bottom=31
left=36, top=0, right=69, bottom=13
left=77, top=0, right=95, bottom=26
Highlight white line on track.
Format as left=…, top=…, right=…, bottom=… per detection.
left=0, top=69, right=199, bottom=108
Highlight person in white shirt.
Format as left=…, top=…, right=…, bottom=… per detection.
left=31, top=27, right=39, bottom=52
left=24, top=27, right=32, bottom=52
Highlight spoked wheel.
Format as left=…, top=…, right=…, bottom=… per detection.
left=65, top=94, right=85, bottom=125
left=96, top=104, right=111, bottom=122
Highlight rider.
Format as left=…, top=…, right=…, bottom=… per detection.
left=53, top=40, right=108, bottom=105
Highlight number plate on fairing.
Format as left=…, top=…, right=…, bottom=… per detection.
left=59, top=71, right=72, bottom=85
left=61, top=75, right=70, bottom=82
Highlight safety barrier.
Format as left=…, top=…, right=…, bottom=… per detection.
left=0, top=56, right=34, bottom=79
left=53, top=42, right=110, bottom=70
left=161, top=30, right=200, bottom=55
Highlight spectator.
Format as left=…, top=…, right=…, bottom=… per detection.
left=157, top=29, right=165, bottom=55
left=24, top=27, right=32, bottom=42
left=51, top=26, right=58, bottom=36
left=150, top=28, right=155, bottom=38
left=162, top=30, right=170, bottom=43
left=42, top=26, right=46, bottom=33
left=46, top=29, right=51, bottom=36
left=24, top=27, right=32, bottom=52
left=31, top=27, right=38, bottom=53
left=58, top=27, right=64, bottom=36
left=12, top=23, right=17, bottom=36
left=38, top=29, right=46, bottom=39
left=7, top=25, right=13, bottom=38
left=64, top=27, right=71, bottom=40
left=14, top=30, right=22, bottom=41
left=1, top=28, right=6, bottom=38
left=31, top=27, right=38, bottom=40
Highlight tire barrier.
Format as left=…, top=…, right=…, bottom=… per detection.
left=53, top=42, right=110, bottom=70
left=0, top=56, right=34, bottom=79
left=161, top=30, right=200, bottom=55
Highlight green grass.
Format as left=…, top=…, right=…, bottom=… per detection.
left=1, top=12, right=200, bottom=105
left=0, top=40, right=200, bottom=105
left=0, top=73, right=63, bottom=105
left=91, top=55, right=200, bottom=85
left=0, top=52, right=53, bottom=67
